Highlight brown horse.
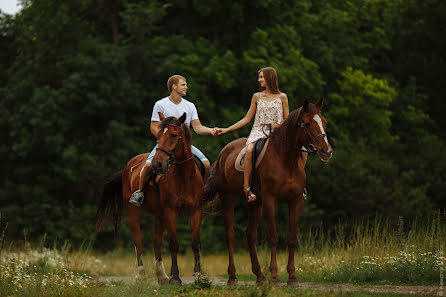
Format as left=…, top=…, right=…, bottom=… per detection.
left=96, top=112, right=204, bottom=285
left=204, top=97, right=333, bottom=286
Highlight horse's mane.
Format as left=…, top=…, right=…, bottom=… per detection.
left=159, top=116, right=192, bottom=143
left=270, top=104, right=319, bottom=147
left=270, top=108, right=301, bottom=147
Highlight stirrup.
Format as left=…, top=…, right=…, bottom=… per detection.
left=129, top=189, right=144, bottom=206
left=244, top=186, right=257, bottom=203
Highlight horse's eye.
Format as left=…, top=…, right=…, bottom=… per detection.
left=170, top=134, right=178, bottom=138
left=305, top=122, right=311, bottom=127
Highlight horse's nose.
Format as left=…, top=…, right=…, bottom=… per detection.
left=153, top=160, right=163, bottom=173
left=318, top=145, right=333, bottom=163
left=321, top=145, right=333, bottom=155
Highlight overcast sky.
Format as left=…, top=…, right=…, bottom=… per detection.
left=0, top=0, right=22, bottom=15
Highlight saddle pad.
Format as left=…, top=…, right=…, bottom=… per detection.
left=235, top=139, right=269, bottom=172
left=193, top=155, right=205, bottom=178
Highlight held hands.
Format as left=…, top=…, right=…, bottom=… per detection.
left=217, top=128, right=227, bottom=135
left=210, top=127, right=228, bottom=136
left=210, top=127, right=226, bottom=136
left=211, top=127, right=221, bottom=136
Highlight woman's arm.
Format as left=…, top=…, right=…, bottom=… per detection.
left=220, top=94, right=258, bottom=134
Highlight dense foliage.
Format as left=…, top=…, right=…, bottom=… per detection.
left=0, top=0, right=444, bottom=251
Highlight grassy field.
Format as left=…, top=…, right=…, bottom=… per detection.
left=88, top=214, right=443, bottom=285
left=0, top=213, right=444, bottom=296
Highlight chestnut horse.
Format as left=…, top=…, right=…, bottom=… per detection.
left=96, top=112, right=203, bottom=285
left=203, top=97, right=332, bottom=286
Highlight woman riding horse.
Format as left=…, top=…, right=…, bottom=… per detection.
left=205, top=97, right=333, bottom=286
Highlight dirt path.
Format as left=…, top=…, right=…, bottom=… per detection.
left=97, top=276, right=439, bottom=295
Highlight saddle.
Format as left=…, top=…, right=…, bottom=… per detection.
left=235, top=138, right=269, bottom=172
left=193, top=155, right=205, bottom=178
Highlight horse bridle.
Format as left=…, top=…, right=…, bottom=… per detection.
left=155, top=124, right=194, bottom=166
left=298, top=114, right=326, bottom=153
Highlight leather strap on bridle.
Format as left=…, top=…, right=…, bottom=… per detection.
left=293, top=116, right=326, bottom=154
left=306, top=133, right=326, bottom=153
left=155, top=124, right=194, bottom=166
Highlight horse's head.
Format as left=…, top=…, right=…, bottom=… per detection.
left=152, top=112, right=192, bottom=175
left=298, top=97, right=333, bottom=163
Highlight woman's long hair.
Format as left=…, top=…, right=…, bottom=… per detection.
left=258, top=67, right=280, bottom=94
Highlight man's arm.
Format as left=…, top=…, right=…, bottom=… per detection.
left=191, top=119, right=217, bottom=136
left=150, top=121, right=160, bottom=138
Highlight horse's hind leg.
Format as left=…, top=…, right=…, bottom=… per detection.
left=222, top=195, right=237, bottom=285
left=189, top=208, right=202, bottom=277
left=127, top=205, right=145, bottom=280
left=152, top=214, right=169, bottom=285
left=263, top=195, right=279, bottom=284
left=246, top=203, right=266, bottom=284
left=286, top=198, right=303, bottom=287
left=164, top=208, right=182, bottom=285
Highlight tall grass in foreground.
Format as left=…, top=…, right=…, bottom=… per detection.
left=294, top=212, right=444, bottom=284
left=0, top=240, right=106, bottom=296
left=0, top=212, right=443, bottom=297
left=86, top=212, right=444, bottom=285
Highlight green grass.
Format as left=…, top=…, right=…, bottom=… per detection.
left=221, top=212, right=444, bottom=286
left=0, top=212, right=443, bottom=296
left=97, top=282, right=432, bottom=297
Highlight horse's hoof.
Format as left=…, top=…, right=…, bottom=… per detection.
left=157, top=277, right=169, bottom=285
left=287, top=279, right=299, bottom=287
left=135, top=266, right=145, bottom=281
left=269, top=278, right=281, bottom=286
left=227, top=278, right=238, bottom=286
left=169, top=277, right=182, bottom=286
left=256, top=276, right=267, bottom=286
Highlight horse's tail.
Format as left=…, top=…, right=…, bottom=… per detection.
left=95, top=171, right=123, bottom=242
left=203, top=162, right=218, bottom=202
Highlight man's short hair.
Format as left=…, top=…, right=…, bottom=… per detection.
left=167, top=75, right=186, bottom=93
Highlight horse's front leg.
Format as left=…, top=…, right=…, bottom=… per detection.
left=286, top=197, right=304, bottom=287
left=189, top=208, right=202, bottom=278
left=164, top=208, right=182, bottom=285
left=152, top=214, right=169, bottom=285
left=263, top=195, right=279, bottom=284
left=246, top=202, right=266, bottom=284
left=127, top=205, right=145, bottom=280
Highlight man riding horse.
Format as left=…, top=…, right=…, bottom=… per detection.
left=130, top=75, right=219, bottom=206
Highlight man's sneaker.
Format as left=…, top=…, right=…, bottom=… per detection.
left=129, top=190, right=144, bottom=206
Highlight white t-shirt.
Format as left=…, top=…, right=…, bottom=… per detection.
left=151, top=97, right=199, bottom=127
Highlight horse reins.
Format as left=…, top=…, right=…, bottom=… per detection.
left=303, top=126, right=326, bottom=153
left=155, top=124, right=194, bottom=167
left=262, top=124, right=272, bottom=138
left=294, top=113, right=326, bottom=154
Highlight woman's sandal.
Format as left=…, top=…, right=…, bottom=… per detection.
left=244, top=186, right=257, bottom=203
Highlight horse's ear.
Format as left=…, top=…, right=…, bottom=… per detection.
left=177, top=112, right=186, bottom=125
left=315, top=96, right=323, bottom=110
left=303, top=97, right=310, bottom=112
left=158, top=112, right=165, bottom=121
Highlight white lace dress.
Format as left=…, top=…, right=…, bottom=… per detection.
left=246, top=98, right=283, bottom=146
